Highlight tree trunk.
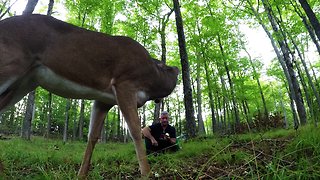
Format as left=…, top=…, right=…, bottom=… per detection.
left=289, top=32, right=320, bottom=123
left=298, top=0, right=320, bottom=42
left=47, top=0, right=54, bottom=16
left=46, top=92, right=52, bottom=138
left=63, top=99, right=71, bottom=143
left=289, top=0, right=320, bottom=55
left=153, top=102, right=161, bottom=124
left=78, top=99, right=85, bottom=141
left=204, top=60, right=217, bottom=133
left=217, top=34, right=240, bottom=130
left=21, top=91, right=35, bottom=140
left=20, top=0, right=39, bottom=140
left=196, top=73, right=205, bottom=134
left=23, top=0, right=39, bottom=14
left=261, top=0, right=307, bottom=125
left=243, top=46, right=269, bottom=120
left=278, top=88, right=288, bottom=128
left=72, top=100, right=78, bottom=141
left=248, top=0, right=302, bottom=128
left=117, top=107, right=121, bottom=140
left=173, top=0, right=196, bottom=138
left=101, top=116, right=106, bottom=143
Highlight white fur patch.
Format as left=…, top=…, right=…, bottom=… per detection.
left=35, top=66, right=116, bottom=104
left=136, top=90, right=148, bottom=106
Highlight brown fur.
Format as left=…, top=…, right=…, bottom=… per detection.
left=0, top=14, right=179, bottom=177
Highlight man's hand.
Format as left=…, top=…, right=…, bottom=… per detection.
left=164, top=133, right=170, bottom=141
left=151, top=138, right=158, bottom=146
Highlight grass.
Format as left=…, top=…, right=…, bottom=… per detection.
left=0, top=125, right=319, bottom=179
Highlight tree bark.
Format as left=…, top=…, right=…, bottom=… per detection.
left=203, top=60, right=217, bottom=134
left=217, top=34, right=240, bottom=130
left=23, top=0, right=39, bottom=14
left=173, top=0, right=196, bottom=138
left=63, top=99, right=71, bottom=143
left=289, top=0, right=320, bottom=55
left=78, top=99, right=85, bottom=141
left=196, top=71, right=205, bottom=134
left=47, top=0, right=54, bottom=16
left=72, top=100, right=78, bottom=141
left=46, top=92, right=52, bottom=138
left=247, top=0, right=301, bottom=128
left=298, top=0, right=320, bottom=42
left=21, top=91, right=35, bottom=140
left=261, top=0, right=307, bottom=125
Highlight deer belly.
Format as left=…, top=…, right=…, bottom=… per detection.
left=35, top=66, right=116, bottom=104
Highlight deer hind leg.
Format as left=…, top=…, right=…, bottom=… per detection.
left=112, top=84, right=150, bottom=176
left=78, top=100, right=113, bottom=178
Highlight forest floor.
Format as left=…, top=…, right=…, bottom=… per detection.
left=0, top=125, right=319, bottom=179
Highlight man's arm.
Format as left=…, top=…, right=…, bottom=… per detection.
left=165, top=133, right=176, bottom=144
left=141, top=126, right=158, bottom=146
left=167, top=136, right=176, bottom=144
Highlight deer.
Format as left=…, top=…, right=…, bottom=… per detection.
left=0, top=14, right=179, bottom=177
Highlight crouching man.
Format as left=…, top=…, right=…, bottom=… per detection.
left=142, top=111, right=179, bottom=155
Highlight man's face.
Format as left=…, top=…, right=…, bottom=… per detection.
left=160, top=115, right=169, bottom=126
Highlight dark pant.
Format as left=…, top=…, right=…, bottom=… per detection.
left=145, top=138, right=179, bottom=155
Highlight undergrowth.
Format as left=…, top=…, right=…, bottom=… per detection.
left=0, top=125, right=319, bottom=179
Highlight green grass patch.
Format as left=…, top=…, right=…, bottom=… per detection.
left=0, top=125, right=319, bottom=179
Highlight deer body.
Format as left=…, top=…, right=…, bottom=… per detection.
left=0, top=14, right=179, bottom=177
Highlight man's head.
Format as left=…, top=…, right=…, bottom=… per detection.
left=160, top=111, right=170, bottom=127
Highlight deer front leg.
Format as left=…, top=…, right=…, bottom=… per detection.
left=112, top=84, right=150, bottom=176
left=78, top=100, right=112, bottom=178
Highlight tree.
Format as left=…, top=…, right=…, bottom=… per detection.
left=20, top=0, right=39, bottom=140
left=63, top=99, right=71, bottom=143
left=298, top=0, right=320, bottom=42
left=173, top=0, right=196, bottom=138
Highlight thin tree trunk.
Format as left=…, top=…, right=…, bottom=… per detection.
left=298, top=0, right=320, bottom=42
left=243, top=46, right=269, bottom=119
left=117, top=107, right=121, bottom=140
left=289, top=0, right=320, bottom=55
left=63, top=99, right=71, bottom=143
left=217, top=34, right=240, bottom=130
left=44, top=1, right=54, bottom=139
left=47, top=0, right=54, bottom=16
left=173, top=0, right=196, bottom=138
left=20, top=0, right=39, bottom=140
left=23, top=0, right=39, bottom=14
left=21, top=91, right=35, bottom=140
left=46, top=92, right=52, bottom=138
left=196, top=74, right=205, bottom=134
left=261, top=0, right=307, bottom=125
left=72, top=100, right=78, bottom=141
left=153, top=10, right=173, bottom=123
left=293, top=59, right=315, bottom=121
left=78, top=99, right=85, bottom=141
left=278, top=88, right=288, bottom=129
left=247, top=0, right=301, bottom=128
left=204, top=60, right=217, bottom=133
left=153, top=102, right=161, bottom=124
left=0, top=0, right=19, bottom=20
left=101, top=116, right=106, bottom=143
left=289, top=32, right=320, bottom=123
